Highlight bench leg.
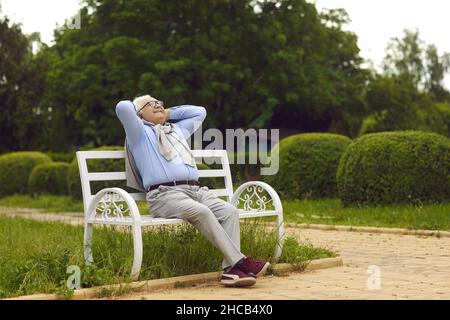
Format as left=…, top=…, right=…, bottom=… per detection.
left=84, top=223, right=94, bottom=264
left=274, top=213, right=285, bottom=261
left=131, top=223, right=143, bottom=281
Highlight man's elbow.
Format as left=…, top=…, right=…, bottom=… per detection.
left=115, top=100, right=133, bottom=118
left=198, top=106, right=207, bottom=121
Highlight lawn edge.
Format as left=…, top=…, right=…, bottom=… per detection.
left=287, top=223, right=450, bottom=238
left=4, top=257, right=343, bottom=300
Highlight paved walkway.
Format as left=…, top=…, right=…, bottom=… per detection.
left=117, top=228, right=450, bottom=300
left=0, top=206, right=83, bottom=225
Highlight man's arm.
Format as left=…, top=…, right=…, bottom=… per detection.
left=167, top=105, right=207, bottom=139
left=115, top=100, right=144, bottom=144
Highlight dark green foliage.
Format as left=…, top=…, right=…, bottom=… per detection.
left=264, top=133, right=352, bottom=199
left=28, top=162, right=70, bottom=196
left=229, top=152, right=262, bottom=185
left=67, top=146, right=128, bottom=200
left=360, top=74, right=448, bottom=136
left=0, top=152, right=52, bottom=198
left=337, top=131, right=450, bottom=207
left=0, top=17, right=49, bottom=153
left=36, top=0, right=369, bottom=153
left=435, top=102, right=450, bottom=137
left=45, top=151, right=75, bottom=163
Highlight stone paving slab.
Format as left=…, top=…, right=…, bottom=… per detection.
left=116, top=228, right=450, bottom=300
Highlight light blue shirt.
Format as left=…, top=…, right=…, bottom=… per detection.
left=115, top=100, right=206, bottom=190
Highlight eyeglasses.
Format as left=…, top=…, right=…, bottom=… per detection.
left=137, top=100, right=164, bottom=114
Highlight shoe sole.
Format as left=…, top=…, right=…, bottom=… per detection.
left=220, top=277, right=256, bottom=287
left=255, top=262, right=270, bottom=277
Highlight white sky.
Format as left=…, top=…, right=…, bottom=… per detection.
left=2, top=0, right=449, bottom=88
left=311, top=0, right=450, bottom=88
left=1, top=0, right=82, bottom=44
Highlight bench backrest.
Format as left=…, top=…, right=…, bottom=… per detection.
left=76, top=149, right=233, bottom=214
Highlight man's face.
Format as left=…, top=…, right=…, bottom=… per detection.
left=138, top=97, right=165, bottom=124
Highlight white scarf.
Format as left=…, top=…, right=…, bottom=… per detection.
left=143, top=119, right=196, bottom=167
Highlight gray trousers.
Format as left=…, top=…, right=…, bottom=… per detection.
left=146, top=184, right=245, bottom=269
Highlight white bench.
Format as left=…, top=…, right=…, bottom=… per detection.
left=76, top=149, right=285, bottom=280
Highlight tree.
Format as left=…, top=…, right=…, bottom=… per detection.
left=383, top=29, right=425, bottom=88
left=425, top=44, right=450, bottom=101
left=0, top=15, right=48, bottom=153
left=360, top=74, right=424, bottom=135
left=39, top=0, right=369, bottom=151
left=383, top=29, right=450, bottom=100
left=360, top=29, right=450, bottom=136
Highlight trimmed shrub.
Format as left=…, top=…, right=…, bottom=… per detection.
left=0, top=152, right=52, bottom=198
left=264, top=133, right=352, bottom=199
left=45, top=151, right=75, bottom=163
left=337, top=130, right=450, bottom=207
left=28, top=162, right=70, bottom=196
left=67, top=146, right=128, bottom=200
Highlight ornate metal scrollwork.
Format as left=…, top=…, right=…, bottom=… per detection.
left=91, top=191, right=130, bottom=220
left=235, top=185, right=274, bottom=211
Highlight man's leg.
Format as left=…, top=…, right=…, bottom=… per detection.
left=196, top=186, right=242, bottom=269
left=195, top=185, right=271, bottom=278
left=147, top=185, right=245, bottom=268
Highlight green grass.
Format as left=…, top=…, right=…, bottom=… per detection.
left=284, top=198, right=450, bottom=231
left=1, top=194, right=450, bottom=230
left=0, top=216, right=334, bottom=299
left=0, top=195, right=450, bottom=230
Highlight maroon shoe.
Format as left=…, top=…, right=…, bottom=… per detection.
left=236, top=257, right=270, bottom=278
left=220, top=265, right=256, bottom=287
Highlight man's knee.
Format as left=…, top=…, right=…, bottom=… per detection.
left=186, top=205, right=215, bottom=222
left=220, top=203, right=240, bottom=220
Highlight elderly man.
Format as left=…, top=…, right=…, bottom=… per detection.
left=115, top=95, right=269, bottom=287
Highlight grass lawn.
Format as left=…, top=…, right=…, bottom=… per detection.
left=0, top=216, right=334, bottom=299
left=1, top=194, right=450, bottom=231
left=284, top=198, right=450, bottom=231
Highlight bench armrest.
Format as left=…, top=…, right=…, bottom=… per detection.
left=231, top=181, right=283, bottom=215
left=231, top=181, right=285, bottom=261
left=86, top=187, right=142, bottom=223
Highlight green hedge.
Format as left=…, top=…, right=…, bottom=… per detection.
left=45, top=151, right=75, bottom=163
left=0, top=152, right=52, bottom=198
left=67, top=146, right=128, bottom=200
left=28, top=162, right=70, bottom=196
left=337, top=130, right=450, bottom=207
left=264, top=133, right=352, bottom=199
